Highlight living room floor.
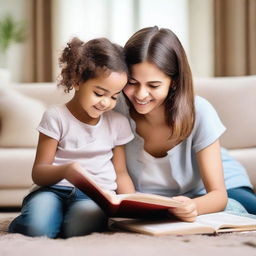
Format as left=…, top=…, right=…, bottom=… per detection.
left=0, top=211, right=256, bottom=256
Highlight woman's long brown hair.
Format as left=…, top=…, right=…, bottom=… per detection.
left=124, top=26, right=195, bottom=144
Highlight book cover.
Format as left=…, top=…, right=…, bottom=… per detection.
left=66, top=170, right=181, bottom=217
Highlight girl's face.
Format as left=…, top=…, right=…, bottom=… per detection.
left=123, top=61, right=171, bottom=115
left=75, top=71, right=127, bottom=119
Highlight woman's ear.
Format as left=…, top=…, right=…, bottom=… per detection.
left=171, top=80, right=177, bottom=91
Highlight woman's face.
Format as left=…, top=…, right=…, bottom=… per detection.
left=123, top=61, right=171, bottom=115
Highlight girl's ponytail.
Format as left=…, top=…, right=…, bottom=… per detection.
left=58, top=37, right=84, bottom=92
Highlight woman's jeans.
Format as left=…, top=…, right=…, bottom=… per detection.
left=227, top=186, right=256, bottom=215
left=8, top=185, right=107, bottom=238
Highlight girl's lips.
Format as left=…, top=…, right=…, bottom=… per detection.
left=93, top=106, right=105, bottom=111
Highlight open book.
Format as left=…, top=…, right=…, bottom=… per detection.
left=66, top=170, right=181, bottom=217
left=110, top=212, right=256, bottom=236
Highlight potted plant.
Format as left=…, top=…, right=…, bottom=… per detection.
left=0, top=14, right=27, bottom=85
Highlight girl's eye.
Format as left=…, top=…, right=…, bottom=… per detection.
left=127, top=80, right=137, bottom=85
left=111, top=93, right=121, bottom=101
left=94, top=92, right=103, bottom=97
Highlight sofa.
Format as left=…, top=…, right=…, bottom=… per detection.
left=0, top=76, right=255, bottom=207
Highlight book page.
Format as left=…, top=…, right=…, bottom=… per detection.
left=110, top=218, right=215, bottom=236
left=196, top=212, right=256, bottom=230
left=110, top=212, right=256, bottom=236
left=114, top=193, right=182, bottom=207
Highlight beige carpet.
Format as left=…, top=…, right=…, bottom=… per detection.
left=0, top=213, right=256, bottom=256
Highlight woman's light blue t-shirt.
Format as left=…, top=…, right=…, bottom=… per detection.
left=115, top=94, right=253, bottom=197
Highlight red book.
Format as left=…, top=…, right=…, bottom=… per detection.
left=66, top=171, right=181, bottom=218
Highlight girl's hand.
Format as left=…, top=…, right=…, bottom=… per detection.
left=168, top=196, right=198, bottom=222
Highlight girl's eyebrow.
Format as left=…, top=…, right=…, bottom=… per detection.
left=95, top=86, right=122, bottom=95
left=95, top=86, right=109, bottom=92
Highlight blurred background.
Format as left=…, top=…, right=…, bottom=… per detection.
left=0, top=0, right=255, bottom=83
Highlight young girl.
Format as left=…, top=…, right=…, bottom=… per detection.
left=8, top=37, right=135, bottom=238
left=116, top=26, right=256, bottom=222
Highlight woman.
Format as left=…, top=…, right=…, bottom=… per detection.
left=116, top=26, right=255, bottom=221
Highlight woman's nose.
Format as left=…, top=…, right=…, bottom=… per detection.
left=135, top=86, right=149, bottom=99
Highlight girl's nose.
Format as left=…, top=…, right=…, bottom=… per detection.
left=99, top=98, right=110, bottom=108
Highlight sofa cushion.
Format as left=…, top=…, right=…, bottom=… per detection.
left=13, top=83, right=73, bottom=106
left=0, top=148, right=35, bottom=187
left=0, top=189, right=30, bottom=207
left=0, top=87, right=46, bottom=147
left=195, top=76, right=256, bottom=149
left=229, top=148, right=256, bottom=190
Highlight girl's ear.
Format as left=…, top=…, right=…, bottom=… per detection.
left=74, top=84, right=79, bottom=91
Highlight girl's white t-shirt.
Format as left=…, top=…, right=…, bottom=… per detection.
left=37, top=105, right=134, bottom=191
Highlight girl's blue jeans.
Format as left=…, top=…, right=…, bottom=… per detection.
left=8, top=185, right=256, bottom=238
left=8, top=185, right=107, bottom=238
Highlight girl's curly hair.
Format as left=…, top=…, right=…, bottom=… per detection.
left=58, top=37, right=128, bottom=92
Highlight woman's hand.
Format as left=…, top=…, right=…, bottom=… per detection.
left=168, top=196, right=198, bottom=222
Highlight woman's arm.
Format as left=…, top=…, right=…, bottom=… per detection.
left=112, top=145, right=135, bottom=194
left=193, top=139, right=228, bottom=213
left=169, top=140, right=228, bottom=221
left=32, top=133, right=83, bottom=186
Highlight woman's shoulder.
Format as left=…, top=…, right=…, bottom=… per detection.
left=194, top=95, right=218, bottom=117
left=194, top=95, right=212, bottom=108
left=191, top=95, right=226, bottom=150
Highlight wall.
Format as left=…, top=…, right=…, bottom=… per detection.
left=0, top=0, right=32, bottom=82
left=137, top=0, right=189, bottom=54
left=188, top=0, right=214, bottom=77
left=0, top=0, right=215, bottom=82
left=51, top=0, right=135, bottom=80
left=51, top=0, right=191, bottom=80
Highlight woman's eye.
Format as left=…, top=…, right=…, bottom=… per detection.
left=149, top=84, right=160, bottom=88
left=94, top=92, right=103, bottom=97
left=111, top=97, right=118, bottom=101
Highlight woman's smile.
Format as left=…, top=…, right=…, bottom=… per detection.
left=135, top=98, right=152, bottom=105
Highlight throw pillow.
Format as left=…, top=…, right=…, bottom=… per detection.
left=0, top=87, right=46, bottom=147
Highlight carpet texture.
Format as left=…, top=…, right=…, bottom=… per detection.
left=1, top=215, right=256, bottom=256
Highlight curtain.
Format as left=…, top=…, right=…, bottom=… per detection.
left=214, top=0, right=256, bottom=76
left=31, top=0, right=53, bottom=82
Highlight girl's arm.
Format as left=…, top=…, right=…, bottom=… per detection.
left=169, top=140, right=228, bottom=221
left=112, top=145, right=136, bottom=194
left=32, top=133, right=83, bottom=186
